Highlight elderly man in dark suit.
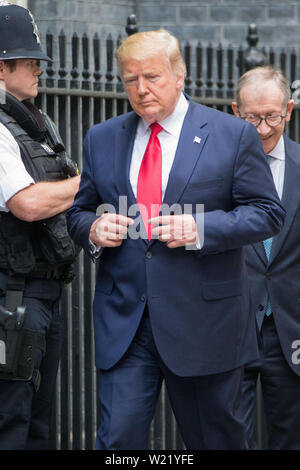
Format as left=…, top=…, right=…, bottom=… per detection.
left=232, top=65, right=300, bottom=450
left=67, top=31, right=285, bottom=450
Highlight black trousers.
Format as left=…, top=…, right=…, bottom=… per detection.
left=0, top=275, right=63, bottom=450
left=237, top=313, right=300, bottom=450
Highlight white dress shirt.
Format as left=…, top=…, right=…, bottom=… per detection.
left=130, top=92, right=189, bottom=199
left=0, top=122, right=34, bottom=211
left=268, top=135, right=285, bottom=200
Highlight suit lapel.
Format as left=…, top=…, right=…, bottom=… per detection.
left=252, top=240, right=268, bottom=265
left=162, top=101, right=209, bottom=208
left=114, top=112, right=139, bottom=210
left=268, top=135, right=300, bottom=265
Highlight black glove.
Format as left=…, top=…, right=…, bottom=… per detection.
left=58, top=151, right=80, bottom=177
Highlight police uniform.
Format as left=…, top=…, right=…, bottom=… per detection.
left=0, top=3, right=78, bottom=450
left=0, top=122, right=35, bottom=205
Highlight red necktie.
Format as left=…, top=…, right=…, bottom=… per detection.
left=137, top=122, right=163, bottom=240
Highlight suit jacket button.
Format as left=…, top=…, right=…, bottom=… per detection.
left=140, top=295, right=146, bottom=302
left=258, top=304, right=264, bottom=311
left=266, top=272, right=272, bottom=280
left=146, top=251, right=152, bottom=259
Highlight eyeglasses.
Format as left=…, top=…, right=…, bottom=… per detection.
left=238, top=107, right=288, bottom=128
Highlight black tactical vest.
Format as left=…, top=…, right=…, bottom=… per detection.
left=0, top=106, right=77, bottom=284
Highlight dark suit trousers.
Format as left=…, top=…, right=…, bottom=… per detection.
left=237, top=314, right=300, bottom=450
left=96, top=309, right=248, bottom=450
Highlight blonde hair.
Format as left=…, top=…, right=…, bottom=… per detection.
left=235, top=66, right=291, bottom=106
left=116, top=29, right=186, bottom=78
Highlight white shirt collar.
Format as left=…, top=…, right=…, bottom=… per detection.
left=137, top=92, right=189, bottom=138
left=268, top=135, right=285, bottom=161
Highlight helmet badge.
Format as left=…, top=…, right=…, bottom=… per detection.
left=28, top=10, right=41, bottom=45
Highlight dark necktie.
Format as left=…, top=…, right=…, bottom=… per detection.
left=137, top=123, right=163, bottom=240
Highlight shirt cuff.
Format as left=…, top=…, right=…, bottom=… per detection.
left=185, top=232, right=203, bottom=251
left=88, top=239, right=103, bottom=260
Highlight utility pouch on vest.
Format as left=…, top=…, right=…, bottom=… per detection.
left=37, top=212, right=77, bottom=265
left=0, top=304, right=45, bottom=391
left=0, top=213, right=36, bottom=275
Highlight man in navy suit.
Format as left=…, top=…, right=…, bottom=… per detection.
left=67, top=31, right=285, bottom=450
left=232, top=66, right=300, bottom=449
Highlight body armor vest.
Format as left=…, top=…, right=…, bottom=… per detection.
left=0, top=102, right=77, bottom=284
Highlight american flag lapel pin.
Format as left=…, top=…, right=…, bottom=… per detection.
left=193, top=136, right=201, bottom=144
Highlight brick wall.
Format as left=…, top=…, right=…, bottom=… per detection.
left=28, top=0, right=300, bottom=85
left=139, top=1, right=300, bottom=48
left=28, top=0, right=135, bottom=39
left=29, top=0, right=300, bottom=48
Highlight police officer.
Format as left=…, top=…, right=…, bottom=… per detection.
left=0, top=2, right=80, bottom=449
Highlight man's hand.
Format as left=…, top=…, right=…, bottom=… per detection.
left=89, top=213, right=134, bottom=248
left=150, top=214, right=198, bottom=248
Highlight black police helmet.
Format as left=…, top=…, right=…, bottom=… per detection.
left=0, top=2, right=52, bottom=62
